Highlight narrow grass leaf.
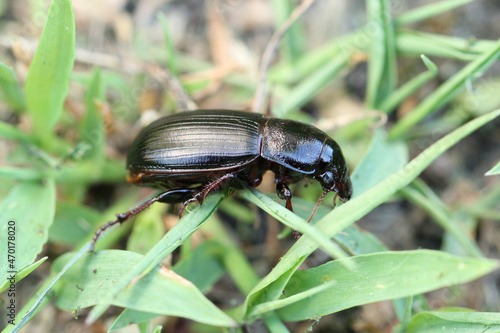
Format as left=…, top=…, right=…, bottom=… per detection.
left=365, top=0, right=397, bottom=108
left=389, top=39, right=500, bottom=139
left=24, top=0, right=75, bottom=141
left=396, top=0, right=474, bottom=26
left=9, top=243, right=89, bottom=333
left=273, top=54, right=348, bottom=117
left=241, top=190, right=353, bottom=268
left=54, top=250, right=236, bottom=327
left=0, top=121, right=36, bottom=143
left=400, top=182, right=482, bottom=257
left=0, top=178, right=55, bottom=292
left=379, top=55, right=438, bottom=113
left=85, top=193, right=224, bottom=325
left=407, top=311, right=500, bottom=333
left=485, top=160, right=500, bottom=176
left=244, top=109, right=500, bottom=320
left=0, top=61, right=25, bottom=111
left=157, top=13, right=178, bottom=76
left=80, top=68, right=105, bottom=163
left=275, top=250, right=498, bottom=321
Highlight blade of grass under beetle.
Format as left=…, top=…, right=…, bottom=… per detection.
left=85, top=193, right=224, bottom=325
left=389, top=39, right=500, bottom=140
left=241, top=190, right=354, bottom=269
left=24, top=0, right=75, bottom=144
left=243, top=108, right=500, bottom=321
left=395, top=0, right=474, bottom=26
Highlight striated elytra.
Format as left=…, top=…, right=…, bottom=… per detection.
left=91, top=110, right=352, bottom=251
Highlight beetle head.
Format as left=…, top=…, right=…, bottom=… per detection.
left=315, top=138, right=353, bottom=202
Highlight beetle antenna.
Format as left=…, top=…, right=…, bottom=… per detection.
left=308, top=190, right=329, bottom=223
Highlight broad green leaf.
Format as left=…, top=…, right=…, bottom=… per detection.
left=485, top=160, right=500, bottom=176
left=110, top=241, right=226, bottom=331
left=54, top=250, right=236, bottom=327
left=24, top=0, right=75, bottom=141
left=0, top=61, right=25, bottom=111
left=389, top=39, right=500, bottom=139
left=407, top=311, right=500, bottom=333
left=243, top=109, right=500, bottom=320
left=351, top=130, right=408, bottom=197
left=80, top=68, right=105, bottom=163
left=0, top=178, right=55, bottom=292
left=271, top=250, right=497, bottom=321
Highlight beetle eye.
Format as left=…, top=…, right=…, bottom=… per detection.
left=319, top=171, right=334, bottom=187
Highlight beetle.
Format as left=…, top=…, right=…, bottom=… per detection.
left=91, top=110, right=352, bottom=251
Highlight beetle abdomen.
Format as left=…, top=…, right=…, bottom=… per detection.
left=127, top=110, right=266, bottom=173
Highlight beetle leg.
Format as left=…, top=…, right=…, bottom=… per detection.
left=276, top=177, right=302, bottom=239
left=276, top=181, right=293, bottom=211
left=179, top=172, right=238, bottom=217
left=91, top=190, right=183, bottom=252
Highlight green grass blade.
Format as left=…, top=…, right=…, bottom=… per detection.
left=396, top=30, right=495, bottom=60
left=400, top=182, right=483, bottom=257
left=379, top=55, right=438, bottom=113
left=275, top=250, right=497, bottom=321
left=407, top=311, right=500, bottom=333
left=485, top=160, right=500, bottom=176
left=244, top=108, right=500, bottom=320
left=8, top=243, right=89, bottom=333
left=85, top=193, right=224, bottom=325
left=241, top=190, right=353, bottom=268
left=0, top=121, right=36, bottom=143
left=0, top=61, right=25, bottom=111
left=157, top=13, right=179, bottom=76
left=396, top=0, right=474, bottom=26
left=0, top=178, right=55, bottom=292
left=388, top=39, right=500, bottom=140
left=270, top=0, right=305, bottom=62
left=273, top=53, right=348, bottom=117
left=24, top=0, right=75, bottom=143
left=80, top=68, right=104, bottom=163
left=365, top=0, right=397, bottom=109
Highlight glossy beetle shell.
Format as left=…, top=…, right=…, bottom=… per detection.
left=127, top=109, right=352, bottom=202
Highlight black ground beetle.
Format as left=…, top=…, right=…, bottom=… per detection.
left=91, top=110, right=352, bottom=251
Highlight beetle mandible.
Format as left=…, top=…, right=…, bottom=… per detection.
left=91, top=110, right=352, bottom=251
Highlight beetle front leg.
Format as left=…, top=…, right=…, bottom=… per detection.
left=276, top=177, right=301, bottom=239
left=276, top=180, right=293, bottom=212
